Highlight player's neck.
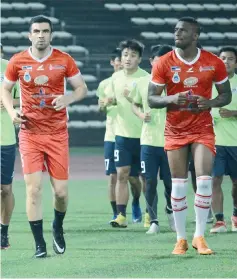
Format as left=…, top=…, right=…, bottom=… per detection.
left=123, top=67, right=138, bottom=76
left=228, top=72, right=235, bottom=79
left=177, top=46, right=198, bottom=62
left=30, top=46, right=51, bottom=60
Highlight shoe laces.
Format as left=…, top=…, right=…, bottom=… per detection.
left=175, top=239, right=186, bottom=250
left=197, top=236, right=208, bottom=249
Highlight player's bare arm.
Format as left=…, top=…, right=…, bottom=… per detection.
left=52, top=74, right=87, bottom=111
left=1, top=81, right=26, bottom=124
left=148, top=82, right=188, bottom=109
left=197, top=80, right=232, bottom=110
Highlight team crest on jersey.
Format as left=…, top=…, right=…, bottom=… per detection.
left=183, top=77, right=198, bottom=87
left=171, top=66, right=181, bottom=72
left=34, top=75, right=49, bottom=85
left=172, top=72, right=180, bottom=83
left=24, top=71, right=31, bottom=82
left=199, top=66, right=215, bottom=72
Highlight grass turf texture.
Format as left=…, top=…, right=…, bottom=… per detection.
left=1, top=177, right=236, bottom=278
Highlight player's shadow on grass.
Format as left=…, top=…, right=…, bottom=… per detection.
left=148, top=254, right=195, bottom=260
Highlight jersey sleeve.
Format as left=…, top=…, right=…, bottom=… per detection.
left=4, top=56, right=18, bottom=84
left=66, top=55, right=81, bottom=80
left=96, top=81, right=106, bottom=99
left=151, top=59, right=166, bottom=86
left=214, top=57, right=228, bottom=84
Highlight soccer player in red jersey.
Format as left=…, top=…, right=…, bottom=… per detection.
left=1, top=15, right=87, bottom=258
left=148, top=17, right=232, bottom=255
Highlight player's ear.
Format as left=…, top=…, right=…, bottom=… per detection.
left=50, top=32, right=53, bottom=42
left=28, top=32, right=32, bottom=42
left=138, top=56, right=142, bottom=64
left=110, top=60, right=114, bottom=67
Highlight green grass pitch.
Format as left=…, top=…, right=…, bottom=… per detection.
left=1, top=177, right=237, bottom=278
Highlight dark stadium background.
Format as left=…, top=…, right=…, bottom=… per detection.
left=2, top=0, right=237, bottom=146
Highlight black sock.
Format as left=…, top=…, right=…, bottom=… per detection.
left=165, top=205, right=173, bottom=214
left=110, top=201, right=117, bottom=216
left=117, top=204, right=126, bottom=217
left=53, top=209, right=66, bottom=229
left=132, top=197, right=140, bottom=206
left=215, top=213, right=224, bottom=222
left=233, top=207, right=237, bottom=217
left=150, top=220, right=159, bottom=225
left=1, top=224, right=9, bottom=235
left=29, top=220, right=45, bottom=246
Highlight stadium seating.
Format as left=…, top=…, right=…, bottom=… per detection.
left=1, top=0, right=237, bottom=145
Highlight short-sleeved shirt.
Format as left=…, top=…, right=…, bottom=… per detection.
left=151, top=48, right=228, bottom=137
left=108, top=67, right=149, bottom=138
left=212, top=74, right=237, bottom=146
left=131, top=74, right=166, bottom=147
left=97, top=77, right=117, bottom=142
left=4, top=47, right=80, bottom=134
left=1, top=59, right=19, bottom=145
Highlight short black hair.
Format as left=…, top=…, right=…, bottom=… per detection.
left=29, top=15, right=53, bottom=32
left=219, top=46, right=237, bottom=62
left=110, top=48, right=121, bottom=61
left=151, top=45, right=172, bottom=59
left=119, top=39, right=144, bottom=57
left=178, top=17, right=202, bottom=35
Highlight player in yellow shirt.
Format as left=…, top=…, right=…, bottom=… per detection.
left=1, top=44, right=20, bottom=249
left=106, top=40, right=149, bottom=227
left=131, top=45, right=176, bottom=234
left=97, top=48, right=122, bottom=221
left=211, top=47, right=237, bottom=233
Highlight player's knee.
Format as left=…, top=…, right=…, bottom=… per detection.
left=1, top=184, right=13, bottom=198
left=212, top=176, right=223, bottom=189
left=27, top=183, right=42, bottom=201
left=196, top=176, right=212, bottom=195
left=128, top=176, right=139, bottom=186
left=146, top=178, right=157, bottom=192
left=117, top=167, right=130, bottom=183
left=109, top=173, right=117, bottom=187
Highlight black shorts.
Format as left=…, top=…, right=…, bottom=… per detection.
left=1, top=144, right=16, bottom=185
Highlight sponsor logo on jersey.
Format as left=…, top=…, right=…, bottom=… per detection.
left=23, top=71, right=31, bottom=82
left=49, top=64, right=65, bottom=70
left=199, top=66, right=215, bottom=72
left=186, top=67, right=194, bottom=72
left=172, top=72, right=180, bottom=83
left=34, top=75, right=49, bottom=85
left=22, top=65, right=32, bottom=70
left=171, top=66, right=181, bottom=72
left=37, top=65, right=44, bottom=71
left=183, top=77, right=198, bottom=87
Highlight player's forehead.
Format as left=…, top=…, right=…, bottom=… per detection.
left=122, top=48, right=139, bottom=56
left=220, top=51, right=236, bottom=59
left=31, top=22, right=51, bottom=32
left=175, top=21, right=192, bottom=31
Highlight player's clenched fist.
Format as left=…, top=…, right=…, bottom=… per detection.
left=197, top=96, right=212, bottom=110
left=172, top=91, right=190, bottom=105
left=52, top=95, right=71, bottom=111
left=10, top=110, right=26, bottom=124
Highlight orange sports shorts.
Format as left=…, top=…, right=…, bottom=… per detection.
left=165, top=133, right=216, bottom=155
left=19, top=130, right=69, bottom=180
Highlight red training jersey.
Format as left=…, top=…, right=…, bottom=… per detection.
left=4, top=47, right=80, bottom=134
left=151, top=49, right=228, bottom=137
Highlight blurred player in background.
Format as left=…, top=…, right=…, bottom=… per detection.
left=97, top=48, right=122, bottom=221
left=105, top=39, right=149, bottom=228
left=130, top=45, right=176, bottom=234
left=1, top=15, right=87, bottom=258
left=148, top=17, right=231, bottom=255
left=211, top=47, right=237, bottom=233
left=0, top=44, right=20, bottom=249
